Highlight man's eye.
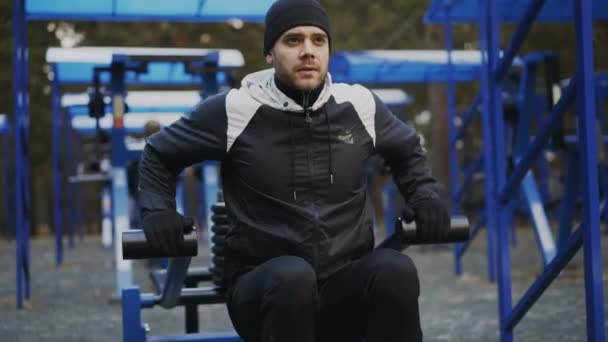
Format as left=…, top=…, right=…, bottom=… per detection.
left=286, top=37, right=300, bottom=44
left=315, top=37, right=326, bottom=44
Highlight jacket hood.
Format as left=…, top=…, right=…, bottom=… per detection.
left=240, top=68, right=333, bottom=112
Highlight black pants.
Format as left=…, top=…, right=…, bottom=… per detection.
left=225, top=248, right=422, bottom=342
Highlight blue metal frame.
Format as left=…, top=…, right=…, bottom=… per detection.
left=51, top=63, right=64, bottom=266
left=109, top=56, right=135, bottom=298
left=12, top=0, right=30, bottom=310
left=572, top=2, right=604, bottom=338
left=13, top=0, right=261, bottom=306
left=512, top=60, right=556, bottom=265
left=122, top=286, right=241, bottom=342
left=441, top=0, right=606, bottom=340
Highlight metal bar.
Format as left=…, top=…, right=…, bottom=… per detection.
left=492, top=0, right=546, bottom=83
left=520, top=171, right=557, bottom=264
left=499, top=80, right=577, bottom=205
left=20, top=0, right=31, bottom=301
left=573, top=0, right=605, bottom=339
left=12, top=0, right=25, bottom=310
left=65, top=119, right=75, bottom=249
left=452, top=93, right=481, bottom=144
left=483, top=0, right=513, bottom=340
left=148, top=332, right=241, bottom=342
left=122, top=230, right=198, bottom=259
left=159, top=258, right=192, bottom=309
left=121, top=287, right=147, bottom=341
left=51, top=64, right=63, bottom=266
left=110, top=60, right=134, bottom=298
left=478, top=1, right=496, bottom=284
left=506, top=224, right=584, bottom=329
left=25, top=13, right=266, bottom=23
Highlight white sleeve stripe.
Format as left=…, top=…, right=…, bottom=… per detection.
left=226, top=89, right=261, bottom=151
left=331, top=84, right=376, bottom=146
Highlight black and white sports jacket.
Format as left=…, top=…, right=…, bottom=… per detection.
left=138, top=68, right=439, bottom=281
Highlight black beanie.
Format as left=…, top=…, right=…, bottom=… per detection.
left=264, top=0, right=331, bottom=56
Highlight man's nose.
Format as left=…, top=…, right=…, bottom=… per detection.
left=300, top=39, right=315, bottom=58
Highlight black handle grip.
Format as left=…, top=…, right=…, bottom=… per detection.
left=122, top=230, right=198, bottom=259
left=376, top=215, right=470, bottom=250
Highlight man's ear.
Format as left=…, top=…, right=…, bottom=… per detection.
left=265, top=52, right=273, bottom=64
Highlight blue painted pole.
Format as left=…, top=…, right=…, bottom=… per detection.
left=110, top=58, right=134, bottom=298
left=65, top=119, right=75, bottom=248
left=12, top=0, right=25, bottom=309
left=478, top=0, right=496, bottom=284
left=121, top=287, right=147, bottom=341
left=20, top=0, right=31, bottom=301
left=482, top=0, right=513, bottom=340
left=51, top=63, right=63, bottom=266
left=484, top=0, right=513, bottom=342
left=573, top=0, right=605, bottom=339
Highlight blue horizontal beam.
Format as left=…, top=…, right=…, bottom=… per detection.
left=27, top=13, right=265, bottom=22
left=47, top=47, right=243, bottom=85
left=424, top=0, right=608, bottom=23
left=499, top=79, right=577, bottom=205
left=26, top=0, right=275, bottom=23
left=148, top=332, right=240, bottom=342
left=329, top=50, right=513, bottom=84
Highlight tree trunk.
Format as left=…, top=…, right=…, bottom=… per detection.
left=426, top=24, right=451, bottom=192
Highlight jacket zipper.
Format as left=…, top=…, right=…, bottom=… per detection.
left=303, top=92, right=320, bottom=271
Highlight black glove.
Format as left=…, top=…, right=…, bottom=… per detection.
left=409, top=198, right=450, bottom=243
left=142, top=210, right=193, bottom=256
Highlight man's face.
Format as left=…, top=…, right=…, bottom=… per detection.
left=266, top=26, right=329, bottom=92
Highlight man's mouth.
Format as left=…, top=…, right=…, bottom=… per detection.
left=297, top=67, right=318, bottom=72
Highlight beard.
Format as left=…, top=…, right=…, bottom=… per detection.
left=275, top=64, right=325, bottom=92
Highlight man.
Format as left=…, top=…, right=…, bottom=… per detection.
left=138, top=0, right=449, bottom=341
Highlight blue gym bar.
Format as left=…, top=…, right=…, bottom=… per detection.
left=51, top=63, right=63, bottom=266
left=12, top=0, right=30, bottom=310
left=572, top=1, right=605, bottom=339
